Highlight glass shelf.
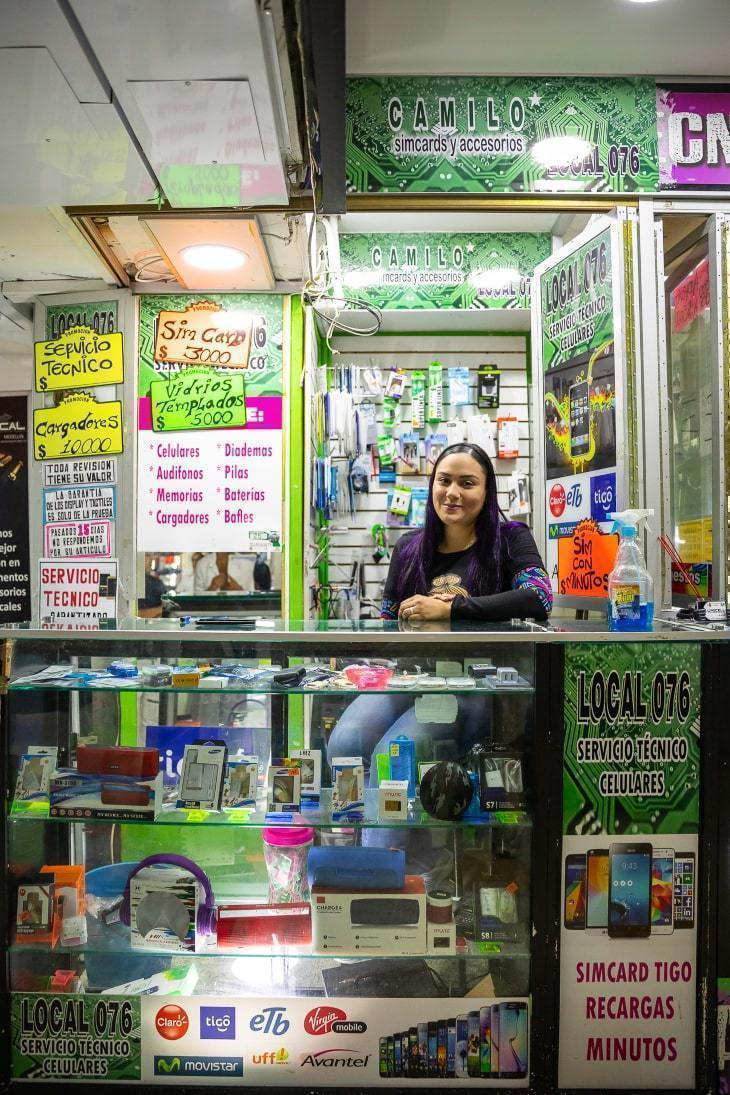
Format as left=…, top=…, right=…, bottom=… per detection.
left=8, top=679, right=534, bottom=696
left=10, top=938, right=530, bottom=961
left=10, top=801, right=531, bottom=830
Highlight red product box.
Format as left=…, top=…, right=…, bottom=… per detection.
left=76, top=746, right=159, bottom=778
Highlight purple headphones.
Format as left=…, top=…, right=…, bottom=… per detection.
left=120, top=854, right=217, bottom=937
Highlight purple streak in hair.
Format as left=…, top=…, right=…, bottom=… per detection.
left=393, top=443, right=519, bottom=605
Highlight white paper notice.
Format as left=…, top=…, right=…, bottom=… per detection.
left=137, top=430, right=282, bottom=551
left=44, top=520, right=114, bottom=558
left=43, top=458, right=117, bottom=487
left=39, top=559, right=118, bottom=628
left=43, top=486, right=116, bottom=524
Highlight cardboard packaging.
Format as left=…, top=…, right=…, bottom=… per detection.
left=377, top=779, right=409, bottom=821
left=50, top=769, right=162, bottom=821
left=311, top=875, right=426, bottom=956
left=130, top=866, right=204, bottom=953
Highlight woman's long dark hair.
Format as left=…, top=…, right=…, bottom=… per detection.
left=393, top=443, right=512, bottom=603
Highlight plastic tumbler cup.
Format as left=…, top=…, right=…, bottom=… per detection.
left=262, top=826, right=314, bottom=903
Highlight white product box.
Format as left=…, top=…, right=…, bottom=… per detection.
left=267, top=762, right=301, bottom=812
left=312, top=875, right=426, bottom=956
left=177, top=742, right=227, bottom=810
left=377, top=779, right=409, bottom=821
left=292, top=748, right=322, bottom=796
left=331, top=756, right=364, bottom=816
left=427, top=920, right=456, bottom=954
left=222, top=756, right=258, bottom=808
left=130, top=866, right=203, bottom=953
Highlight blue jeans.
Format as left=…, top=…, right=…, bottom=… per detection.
left=326, top=693, right=489, bottom=870
left=326, top=692, right=489, bottom=783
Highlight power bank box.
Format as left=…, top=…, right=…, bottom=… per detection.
left=130, top=866, right=203, bottom=953
left=177, top=741, right=228, bottom=810
left=291, top=748, right=322, bottom=797
left=50, top=769, right=162, bottom=820
left=378, top=779, right=409, bottom=821
left=12, top=748, right=58, bottom=814
left=222, top=756, right=258, bottom=809
left=312, top=875, right=426, bottom=956
left=267, top=761, right=301, bottom=812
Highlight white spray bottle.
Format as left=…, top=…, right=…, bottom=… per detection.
left=607, top=509, right=654, bottom=631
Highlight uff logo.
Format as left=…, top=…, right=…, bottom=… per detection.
left=200, top=1006, right=235, bottom=1040
left=590, top=472, right=616, bottom=521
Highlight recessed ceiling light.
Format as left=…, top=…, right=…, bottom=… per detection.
left=180, top=244, right=247, bottom=271
left=624, top=0, right=663, bottom=4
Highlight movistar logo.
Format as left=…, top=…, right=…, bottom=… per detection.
left=156, top=1058, right=180, bottom=1074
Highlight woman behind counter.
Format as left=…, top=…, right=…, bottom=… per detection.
left=326, top=443, right=551, bottom=781
left=382, top=442, right=552, bottom=624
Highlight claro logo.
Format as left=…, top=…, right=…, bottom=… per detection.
left=155, top=1004, right=189, bottom=1041
left=304, top=1007, right=367, bottom=1036
left=549, top=483, right=566, bottom=517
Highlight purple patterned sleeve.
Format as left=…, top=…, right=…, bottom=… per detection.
left=512, top=566, right=553, bottom=615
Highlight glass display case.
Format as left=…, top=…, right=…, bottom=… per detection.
left=2, top=622, right=542, bottom=1088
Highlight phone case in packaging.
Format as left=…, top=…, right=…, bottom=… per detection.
left=427, top=364, right=444, bottom=423
left=479, top=749, right=527, bottom=811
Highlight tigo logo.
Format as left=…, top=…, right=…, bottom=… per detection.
left=155, top=1004, right=189, bottom=1041
left=304, top=1006, right=347, bottom=1036
left=252, top=1048, right=290, bottom=1065
left=590, top=472, right=616, bottom=521
left=549, top=483, right=566, bottom=517
left=200, top=1005, right=235, bottom=1040
left=153, top=1055, right=243, bottom=1077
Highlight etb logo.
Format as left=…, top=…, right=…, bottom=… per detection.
left=590, top=472, right=616, bottom=521
left=200, top=1006, right=236, bottom=1040
left=250, top=1006, right=289, bottom=1035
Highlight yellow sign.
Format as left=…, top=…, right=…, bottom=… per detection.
left=34, top=325, right=124, bottom=392
left=153, top=300, right=252, bottom=368
left=33, top=393, right=123, bottom=461
left=678, top=518, right=712, bottom=563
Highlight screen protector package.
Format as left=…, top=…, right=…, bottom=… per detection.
left=479, top=749, right=526, bottom=810
left=410, top=371, right=426, bottom=428
left=427, top=364, right=444, bottom=423
left=448, top=367, right=470, bottom=406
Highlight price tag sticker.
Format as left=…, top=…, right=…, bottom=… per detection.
left=185, top=810, right=209, bottom=823
left=477, top=941, right=502, bottom=954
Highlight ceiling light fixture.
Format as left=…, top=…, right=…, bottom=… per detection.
left=624, top=0, right=663, bottom=4
left=180, top=244, right=247, bottom=271
left=531, top=135, right=593, bottom=168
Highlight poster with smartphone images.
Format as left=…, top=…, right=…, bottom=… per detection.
left=559, top=643, right=700, bottom=1089
left=140, top=995, right=529, bottom=1086
left=535, top=221, right=620, bottom=603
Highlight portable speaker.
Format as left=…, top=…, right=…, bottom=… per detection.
left=350, top=897, right=421, bottom=926
left=307, top=846, right=405, bottom=890
left=77, top=746, right=159, bottom=778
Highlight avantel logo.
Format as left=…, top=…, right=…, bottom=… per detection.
left=154, top=1056, right=243, bottom=1077
left=300, top=1049, right=370, bottom=1069
left=590, top=472, right=616, bottom=521
left=200, top=1005, right=235, bottom=1040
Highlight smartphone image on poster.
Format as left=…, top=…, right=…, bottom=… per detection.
left=564, top=853, right=586, bottom=929
left=673, top=851, right=696, bottom=929
left=499, top=1002, right=528, bottom=1079
left=479, top=1005, right=491, bottom=1076
left=467, top=1010, right=480, bottom=1077
left=379, top=1036, right=389, bottom=1078
left=651, top=849, right=675, bottom=934
left=418, top=1022, right=428, bottom=1075
left=409, top=1027, right=419, bottom=1076
left=437, top=1020, right=447, bottom=1077
left=569, top=379, right=590, bottom=457
left=387, top=1035, right=395, bottom=1078
left=490, top=1004, right=501, bottom=1079
left=455, top=1014, right=469, bottom=1078
left=394, top=1031, right=402, bottom=1077
left=401, top=1032, right=409, bottom=1077
left=428, top=1021, right=438, bottom=1077
left=447, top=1020, right=456, bottom=1078
left=586, top=848, right=609, bottom=933
left=608, top=842, right=652, bottom=937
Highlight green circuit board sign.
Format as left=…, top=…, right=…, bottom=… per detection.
left=346, top=76, right=659, bottom=195
left=563, top=643, right=700, bottom=835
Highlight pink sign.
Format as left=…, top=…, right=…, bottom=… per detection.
left=671, top=258, right=710, bottom=334
left=658, top=86, right=730, bottom=188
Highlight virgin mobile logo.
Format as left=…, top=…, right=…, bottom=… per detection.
left=304, top=1007, right=367, bottom=1036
